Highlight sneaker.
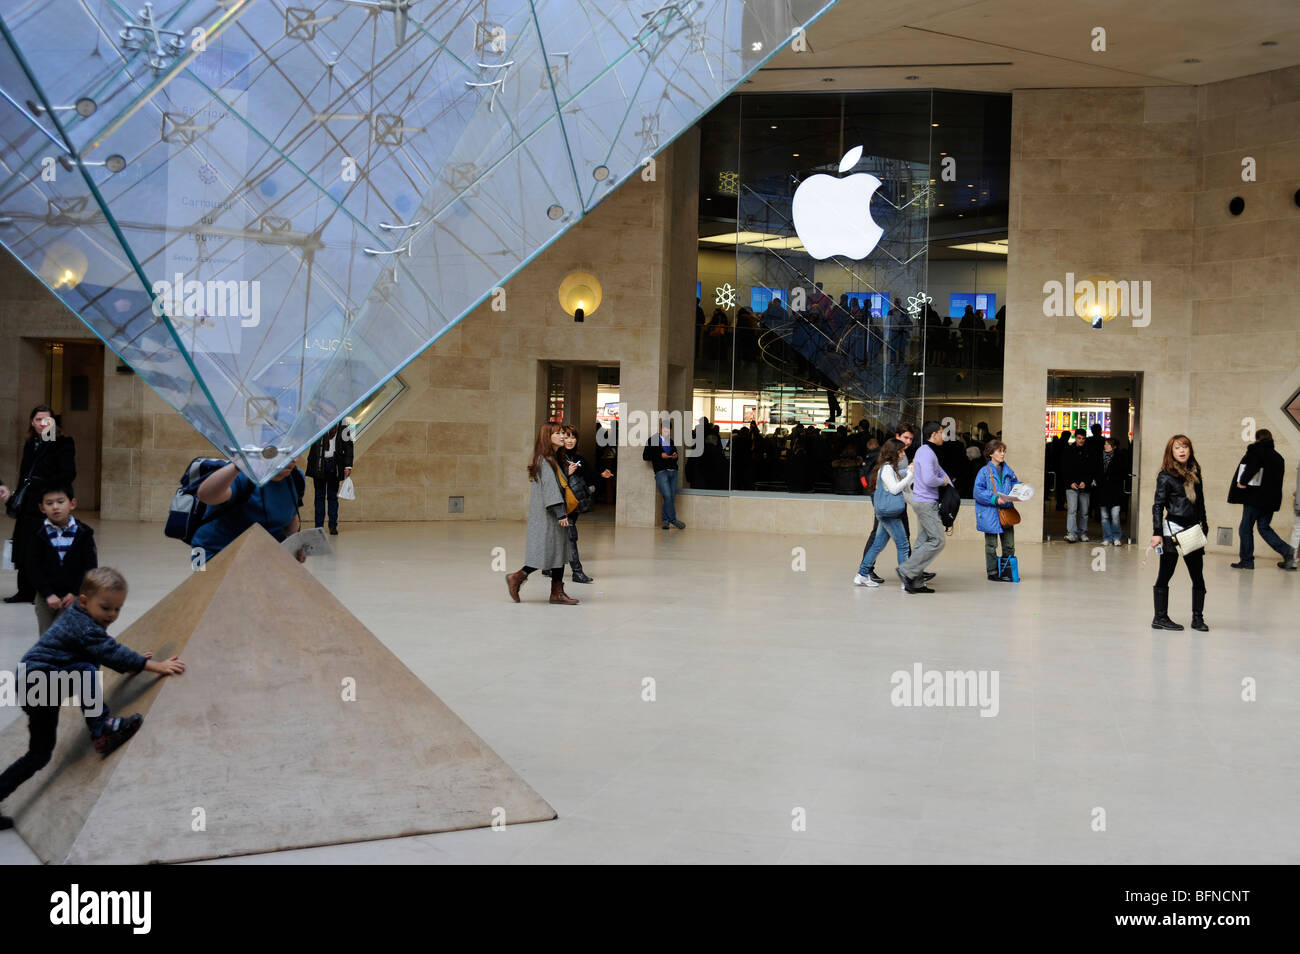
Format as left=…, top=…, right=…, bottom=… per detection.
left=1064, top=535, right=1078, bottom=543
left=1230, top=561, right=1254, bottom=570
left=92, top=714, right=143, bottom=757
left=1080, top=534, right=1090, bottom=542
left=921, top=572, right=936, bottom=581
left=671, top=520, right=685, bottom=530
left=329, top=527, right=339, bottom=536
left=866, top=569, right=885, bottom=585
left=852, top=574, right=871, bottom=586
left=661, top=522, right=670, bottom=530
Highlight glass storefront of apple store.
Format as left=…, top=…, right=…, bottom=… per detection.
left=690, top=90, right=1010, bottom=494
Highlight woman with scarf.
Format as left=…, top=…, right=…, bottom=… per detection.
left=1150, top=434, right=1210, bottom=632
left=506, top=422, right=581, bottom=605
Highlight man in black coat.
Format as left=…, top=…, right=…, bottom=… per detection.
left=1228, top=429, right=1293, bottom=569
left=306, top=420, right=354, bottom=535
left=1060, top=429, right=1097, bottom=542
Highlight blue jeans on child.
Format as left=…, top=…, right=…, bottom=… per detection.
left=1099, top=505, right=1122, bottom=543
left=859, top=514, right=910, bottom=576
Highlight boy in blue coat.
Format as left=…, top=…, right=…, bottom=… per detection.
left=974, top=439, right=1019, bottom=582
left=0, top=567, right=186, bottom=830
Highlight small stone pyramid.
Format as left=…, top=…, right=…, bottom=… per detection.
left=0, top=525, right=554, bottom=864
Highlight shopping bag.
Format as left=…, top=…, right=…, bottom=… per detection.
left=2, top=538, right=14, bottom=571
left=337, top=476, right=356, bottom=501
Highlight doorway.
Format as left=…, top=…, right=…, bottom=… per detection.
left=18, top=339, right=105, bottom=511
left=544, top=361, right=620, bottom=516
left=1043, top=371, right=1141, bottom=543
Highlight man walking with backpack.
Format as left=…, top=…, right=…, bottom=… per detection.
left=897, top=421, right=954, bottom=594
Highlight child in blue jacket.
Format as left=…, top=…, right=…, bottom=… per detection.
left=0, top=567, right=185, bottom=830
left=974, top=440, right=1019, bottom=582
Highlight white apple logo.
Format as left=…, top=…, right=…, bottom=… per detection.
left=791, top=145, right=883, bottom=260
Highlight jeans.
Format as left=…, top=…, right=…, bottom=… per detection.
left=1290, top=514, right=1300, bottom=559
left=654, top=469, right=678, bottom=524
left=984, top=527, right=1015, bottom=576
left=1099, top=505, right=1122, bottom=543
left=1066, top=488, right=1090, bottom=537
left=862, top=511, right=911, bottom=561
left=314, top=476, right=340, bottom=530
left=1238, top=504, right=1288, bottom=563
left=859, top=514, right=910, bottom=575
left=899, top=501, right=945, bottom=578
left=0, top=662, right=111, bottom=802
left=567, top=514, right=582, bottom=568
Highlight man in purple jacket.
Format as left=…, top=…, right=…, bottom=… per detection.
left=897, top=421, right=953, bottom=594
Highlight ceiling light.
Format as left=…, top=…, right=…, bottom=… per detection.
left=931, top=123, right=939, bottom=127
left=770, top=125, right=778, bottom=129
left=792, top=153, right=800, bottom=157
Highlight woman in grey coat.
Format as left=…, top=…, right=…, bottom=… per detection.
left=506, top=423, right=580, bottom=605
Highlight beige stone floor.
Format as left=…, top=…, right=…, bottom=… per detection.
left=1, top=514, right=1298, bottom=864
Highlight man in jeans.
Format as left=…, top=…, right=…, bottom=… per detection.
left=1060, top=429, right=1095, bottom=542
left=1229, top=428, right=1293, bottom=569
left=896, top=421, right=953, bottom=594
left=643, top=422, right=685, bottom=530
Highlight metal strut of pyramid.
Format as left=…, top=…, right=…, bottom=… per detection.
left=0, top=526, right=556, bottom=864
left=0, top=0, right=836, bottom=482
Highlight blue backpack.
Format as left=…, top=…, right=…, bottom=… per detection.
left=164, top=458, right=254, bottom=544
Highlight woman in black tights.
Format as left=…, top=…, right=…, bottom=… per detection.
left=1149, top=434, right=1209, bottom=632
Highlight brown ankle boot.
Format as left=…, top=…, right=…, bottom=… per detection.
left=506, top=569, right=527, bottom=603
left=549, top=577, right=579, bottom=605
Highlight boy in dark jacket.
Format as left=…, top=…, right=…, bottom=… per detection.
left=24, top=485, right=97, bottom=635
left=0, top=568, right=186, bottom=831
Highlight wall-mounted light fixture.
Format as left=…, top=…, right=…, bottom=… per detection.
left=558, top=271, right=601, bottom=323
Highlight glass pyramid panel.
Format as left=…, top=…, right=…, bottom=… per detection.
left=0, top=0, right=836, bottom=481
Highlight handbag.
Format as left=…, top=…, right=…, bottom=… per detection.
left=872, top=465, right=906, bottom=517
left=4, top=479, right=31, bottom=519
left=1171, top=522, right=1207, bottom=556
left=337, top=476, right=356, bottom=501
left=986, top=464, right=1020, bottom=527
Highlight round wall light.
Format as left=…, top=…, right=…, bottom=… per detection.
left=1229, top=196, right=1245, bottom=215
left=558, top=271, right=602, bottom=322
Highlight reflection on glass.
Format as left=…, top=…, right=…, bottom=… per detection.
left=692, top=89, right=1009, bottom=495
left=1, top=0, right=836, bottom=481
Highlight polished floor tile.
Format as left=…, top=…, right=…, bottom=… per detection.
left=1, top=517, right=1297, bottom=864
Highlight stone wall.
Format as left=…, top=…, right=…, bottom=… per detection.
left=1005, top=67, right=1300, bottom=549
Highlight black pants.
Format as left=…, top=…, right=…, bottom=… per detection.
left=862, top=510, right=911, bottom=562
left=9, top=512, right=39, bottom=597
left=313, top=476, right=340, bottom=530
left=0, top=664, right=110, bottom=803
left=521, top=566, right=564, bottom=579
left=1154, top=542, right=1205, bottom=590
left=567, top=514, right=582, bottom=568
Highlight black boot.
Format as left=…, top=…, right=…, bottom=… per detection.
left=1151, top=586, right=1184, bottom=631
left=570, top=561, right=594, bottom=584
left=1190, top=587, right=1209, bottom=632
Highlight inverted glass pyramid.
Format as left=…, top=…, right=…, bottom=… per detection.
left=0, top=0, right=835, bottom=481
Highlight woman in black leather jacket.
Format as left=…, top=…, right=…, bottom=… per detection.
left=1149, top=434, right=1209, bottom=632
